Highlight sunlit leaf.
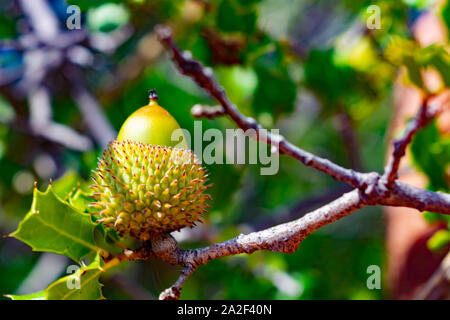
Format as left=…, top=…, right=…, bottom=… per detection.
left=52, top=170, right=84, bottom=199
left=427, top=229, right=450, bottom=251
left=5, top=290, right=45, bottom=300
left=7, top=253, right=105, bottom=300
left=67, top=187, right=95, bottom=213
left=419, top=45, right=450, bottom=87
left=87, top=3, right=130, bottom=33
left=10, top=184, right=101, bottom=262
left=46, top=254, right=105, bottom=300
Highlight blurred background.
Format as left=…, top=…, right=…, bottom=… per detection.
left=0, top=0, right=449, bottom=299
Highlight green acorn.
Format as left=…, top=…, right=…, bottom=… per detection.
left=90, top=90, right=211, bottom=241
left=117, top=89, right=189, bottom=149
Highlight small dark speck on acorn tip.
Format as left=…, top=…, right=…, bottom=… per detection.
left=149, top=88, right=158, bottom=101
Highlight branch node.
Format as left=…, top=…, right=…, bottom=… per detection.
left=155, top=24, right=172, bottom=42
left=191, top=104, right=225, bottom=119
left=150, top=233, right=181, bottom=265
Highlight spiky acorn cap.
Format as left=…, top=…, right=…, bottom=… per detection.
left=90, top=141, right=211, bottom=240
left=90, top=91, right=211, bottom=241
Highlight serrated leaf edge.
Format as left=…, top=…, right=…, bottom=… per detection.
left=10, top=184, right=103, bottom=261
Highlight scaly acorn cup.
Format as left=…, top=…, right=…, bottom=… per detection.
left=90, top=90, right=211, bottom=241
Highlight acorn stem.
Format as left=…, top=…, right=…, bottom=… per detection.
left=149, top=89, right=159, bottom=102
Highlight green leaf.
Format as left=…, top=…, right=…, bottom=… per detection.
left=217, top=0, right=257, bottom=34
left=427, top=230, right=450, bottom=251
left=423, top=211, right=450, bottom=224
left=7, top=254, right=105, bottom=300
left=385, top=37, right=424, bottom=89
left=87, top=3, right=130, bottom=33
left=419, top=45, right=450, bottom=87
left=252, top=45, right=296, bottom=118
left=5, top=290, right=46, bottom=300
left=403, top=55, right=424, bottom=89
left=304, top=49, right=363, bottom=111
left=0, top=16, right=16, bottom=39
left=52, top=170, right=84, bottom=199
left=410, top=120, right=450, bottom=191
left=411, top=120, right=450, bottom=225
left=403, top=0, right=436, bottom=10
left=93, top=225, right=123, bottom=256
left=66, top=187, right=126, bottom=254
left=10, top=184, right=101, bottom=262
left=46, top=254, right=105, bottom=300
left=441, top=1, right=450, bottom=35
left=67, top=187, right=95, bottom=213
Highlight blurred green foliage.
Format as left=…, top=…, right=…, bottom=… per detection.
left=411, top=121, right=450, bottom=191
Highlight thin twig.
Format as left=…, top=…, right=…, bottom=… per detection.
left=26, top=86, right=93, bottom=151
left=158, top=264, right=197, bottom=300
left=191, top=104, right=226, bottom=119
left=18, top=0, right=59, bottom=43
left=71, top=84, right=116, bottom=148
left=335, top=109, right=362, bottom=171
left=414, top=250, right=450, bottom=300
left=382, top=97, right=442, bottom=187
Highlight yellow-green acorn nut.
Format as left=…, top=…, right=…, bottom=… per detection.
left=90, top=90, right=211, bottom=241
left=117, top=89, right=188, bottom=149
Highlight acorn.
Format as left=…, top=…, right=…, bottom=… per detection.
left=90, top=90, right=211, bottom=241
left=117, top=90, right=189, bottom=149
